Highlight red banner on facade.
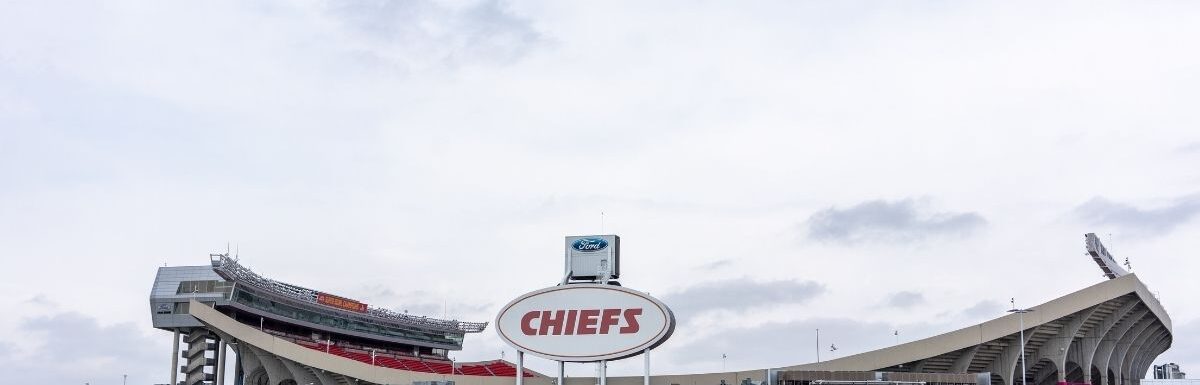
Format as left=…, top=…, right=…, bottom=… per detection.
left=317, top=292, right=368, bottom=313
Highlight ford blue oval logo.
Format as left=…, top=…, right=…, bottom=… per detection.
left=572, top=238, right=608, bottom=252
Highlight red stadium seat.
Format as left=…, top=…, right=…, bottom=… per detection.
left=293, top=339, right=534, bottom=377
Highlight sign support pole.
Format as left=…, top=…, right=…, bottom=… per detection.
left=558, top=361, right=565, bottom=385
left=600, top=360, right=607, bottom=385
left=517, top=351, right=525, bottom=385
left=644, top=349, right=651, bottom=385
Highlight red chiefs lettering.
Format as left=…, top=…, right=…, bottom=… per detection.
left=520, top=308, right=642, bottom=336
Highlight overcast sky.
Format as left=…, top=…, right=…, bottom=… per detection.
left=2, top=1, right=1198, bottom=384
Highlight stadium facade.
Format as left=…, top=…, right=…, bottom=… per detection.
left=151, top=246, right=1173, bottom=385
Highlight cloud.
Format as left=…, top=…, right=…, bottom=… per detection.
left=325, top=0, right=543, bottom=69
left=23, top=294, right=56, bottom=307
left=805, top=199, right=987, bottom=244
left=1072, top=195, right=1200, bottom=236
left=962, top=299, right=1004, bottom=319
left=0, top=311, right=167, bottom=385
left=885, top=291, right=925, bottom=309
left=661, top=278, right=824, bottom=320
left=696, top=259, right=734, bottom=270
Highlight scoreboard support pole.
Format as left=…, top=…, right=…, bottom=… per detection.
left=517, top=351, right=525, bottom=385
left=644, top=349, right=650, bottom=385
left=558, top=361, right=565, bottom=385
left=600, top=360, right=607, bottom=385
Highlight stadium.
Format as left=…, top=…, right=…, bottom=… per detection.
left=149, top=234, right=1173, bottom=385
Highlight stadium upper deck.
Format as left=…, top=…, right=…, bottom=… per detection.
left=150, top=254, right=509, bottom=385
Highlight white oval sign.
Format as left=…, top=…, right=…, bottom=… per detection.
left=496, top=284, right=675, bottom=362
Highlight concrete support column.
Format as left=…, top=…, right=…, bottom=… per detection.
left=1111, top=318, right=1155, bottom=385
left=950, top=346, right=980, bottom=373
left=170, top=330, right=181, bottom=385
left=238, top=345, right=264, bottom=385
left=1132, top=332, right=1168, bottom=384
left=991, top=325, right=1042, bottom=385
left=1034, top=306, right=1097, bottom=383
left=1082, top=301, right=1138, bottom=385
left=247, top=345, right=293, bottom=385
left=216, top=339, right=227, bottom=385
left=1122, top=325, right=1162, bottom=384
left=234, top=344, right=244, bottom=385
left=1094, top=309, right=1150, bottom=385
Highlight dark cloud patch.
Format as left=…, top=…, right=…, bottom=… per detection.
left=24, top=293, right=55, bottom=307
left=1177, top=142, right=1200, bottom=154
left=962, top=299, right=1004, bottom=319
left=885, top=291, right=925, bottom=309
left=326, top=0, right=543, bottom=67
left=661, top=278, right=824, bottom=320
left=1072, top=195, right=1200, bottom=236
left=805, top=199, right=986, bottom=244
left=696, top=259, right=733, bottom=270
left=0, top=311, right=167, bottom=385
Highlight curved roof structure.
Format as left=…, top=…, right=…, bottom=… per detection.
left=782, top=273, right=1171, bottom=385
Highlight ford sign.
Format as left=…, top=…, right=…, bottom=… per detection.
left=571, top=238, right=609, bottom=252
left=496, top=284, right=675, bottom=362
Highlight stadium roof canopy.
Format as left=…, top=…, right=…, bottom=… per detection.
left=782, top=273, right=1172, bottom=385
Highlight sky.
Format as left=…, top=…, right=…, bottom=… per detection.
left=1, top=1, right=1199, bottom=384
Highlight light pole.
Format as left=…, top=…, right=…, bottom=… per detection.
left=1008, top=299, right=1034, bottom=385
left=815, top=328, right=820, bottom=363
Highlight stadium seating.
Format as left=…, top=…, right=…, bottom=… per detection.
left=291, top=340, right=533, bottom=377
